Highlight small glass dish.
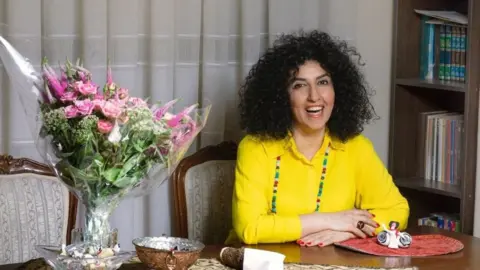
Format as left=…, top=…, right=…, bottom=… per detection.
left=36, top=244, right=135, bottom=270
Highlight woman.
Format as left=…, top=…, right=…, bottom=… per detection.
left=227, top=30, right=409, bottom=247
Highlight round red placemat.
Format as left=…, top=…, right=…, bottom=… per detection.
left=334, top=234, right=464, bottom=257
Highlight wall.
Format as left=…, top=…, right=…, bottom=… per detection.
left=474, top=103, right=480, bottom=237
left=355, top=0, right=394, bottom=163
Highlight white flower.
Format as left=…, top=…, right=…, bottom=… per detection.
left=108, top=121, right=122, bottom=143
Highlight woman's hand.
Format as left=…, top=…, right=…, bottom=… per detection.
left=297, top=230, right=355, bottom=247
left=324, top=209, right=378, bottom=238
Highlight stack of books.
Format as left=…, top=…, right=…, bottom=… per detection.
left=418, top=212, right=461, bottom=232
left=416, top=111, right=463, bottom=184
left=415, top=10, right=468, bottom=82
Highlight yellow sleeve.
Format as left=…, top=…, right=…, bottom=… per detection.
left=232, top=136, right=302, bottom=244
left=353, top=136, right=410, bottom=232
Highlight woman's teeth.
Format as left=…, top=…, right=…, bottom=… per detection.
left=306, top=106, right=324, bottom=113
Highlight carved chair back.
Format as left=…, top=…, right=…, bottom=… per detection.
left=172, top=141, right=237, bottom=245
left=0, top=155, right=77, bottom=264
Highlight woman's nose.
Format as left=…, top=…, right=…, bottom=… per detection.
left=307, top=86, right=321, bottom=102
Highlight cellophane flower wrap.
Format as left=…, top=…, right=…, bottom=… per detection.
left=0, top=36, right=210, bottom=247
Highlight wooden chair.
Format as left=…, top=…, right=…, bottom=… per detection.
left=172, top=141, right=238, bottom=245
left=0, top=155, right=78, bottom=264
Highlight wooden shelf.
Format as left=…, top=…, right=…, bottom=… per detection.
left=388, top=0, right=479, bottom=235
left=394, top=177, right=461, bottom=199
left=396, top=78, right=466, bottom=92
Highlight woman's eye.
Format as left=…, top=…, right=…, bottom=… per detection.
left=292, top=83, right=304, bottom=89
left=318, top=79, right=329, bottom=85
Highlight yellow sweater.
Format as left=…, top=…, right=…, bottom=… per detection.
left=227, top=132, right=409, bottom=244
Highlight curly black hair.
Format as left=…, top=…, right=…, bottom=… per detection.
left=239, top=30, right=377, bottom=142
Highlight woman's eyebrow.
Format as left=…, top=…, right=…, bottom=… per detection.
left=294, top=73, right=329, bottom=81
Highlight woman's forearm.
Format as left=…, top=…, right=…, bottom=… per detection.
left=299, top=212, right=331, bottom=237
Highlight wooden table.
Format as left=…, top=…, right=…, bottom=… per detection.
left=0, top=226, right=477, bottom=270
left=191, top=227, right=479, bottom=270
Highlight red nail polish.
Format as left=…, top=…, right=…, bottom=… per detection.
left=299, top=240, right=304, bottom=244
left=307, top=242, right=311, bottom=245
left=318, top=243, right=323, bottom=247
left=376, top=223, right=380, bottom=228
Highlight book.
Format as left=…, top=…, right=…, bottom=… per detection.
left=418, top=16, right=468, bottom=82
left=417, top=111, right=463, bottom=184
left=418, top=212, right=461, bottom=232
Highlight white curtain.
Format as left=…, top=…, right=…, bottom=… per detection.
left=0, top=0, right=364, bottom=250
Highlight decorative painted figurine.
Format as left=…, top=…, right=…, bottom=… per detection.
left=377, top=221, right=412, bottom=249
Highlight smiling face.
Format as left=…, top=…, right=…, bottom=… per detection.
left=289, top=61, right=335, bottom=134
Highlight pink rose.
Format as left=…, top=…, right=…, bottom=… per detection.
left=127, top=97, right=148, bottom=108
left=97, top=120, right=114, bottom=134
left=60, top=91, right=78, bottom=103
left=74, top=100, right=95, bottom=116
left=74, top=81, right=97, bottom=96
left=101, top=101, right=122, bottom=118
left=64, top=105, right=78, bottom=118
left=92, top=99, right=106, bottom=111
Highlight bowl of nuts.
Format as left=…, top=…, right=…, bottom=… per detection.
left=132, top=236, right=205, bottom=270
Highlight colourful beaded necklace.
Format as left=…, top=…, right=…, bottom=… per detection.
left=270, top=143, right=331, bottom=214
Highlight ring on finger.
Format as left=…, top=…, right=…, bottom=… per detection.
left=356, top=221, right=365, bottom=230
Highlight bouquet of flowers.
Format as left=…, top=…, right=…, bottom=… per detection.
left=0, top=36, right=210, bottom=251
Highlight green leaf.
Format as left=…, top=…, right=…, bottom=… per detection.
left=133, top=141, right=145, bottom=153
left=118, top=153, right=142, bottom=179
left=76, top=140, right=96, bottom=169
left=112, top=176, right=138, bottom=188
left=103, top=168, right=122, bottom=183
left=93, top=159, right=104, bottom=168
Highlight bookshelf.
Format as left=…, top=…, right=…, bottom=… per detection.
left=388, top=0, right=480, bottom=234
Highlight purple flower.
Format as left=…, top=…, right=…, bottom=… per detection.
left=166, top=104, right=198, bottom=128
left=60, top=72, right=68, bottom=89
left=78, top=71, right=86, bottom=82
left=43, top=64, right=66, bottom=99
left=153, top=99, right=178, bottom=120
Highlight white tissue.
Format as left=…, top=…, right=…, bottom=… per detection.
left=243, top=248, right=285, bottom=270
